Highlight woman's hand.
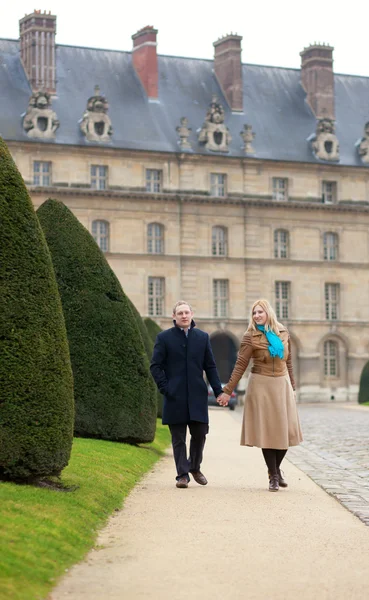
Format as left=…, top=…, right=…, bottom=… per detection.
left=217, top=392, right=231, bottom=406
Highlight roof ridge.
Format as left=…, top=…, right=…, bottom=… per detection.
left=1, top=37, right=368, bottom=80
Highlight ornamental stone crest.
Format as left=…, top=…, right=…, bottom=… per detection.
left=198, top=95, right=232, bottom=152
left=22, top=91, right=59, bottom=139
left=357, top=122, right=369, bottom=164
left=176, top=117, right=192, bottom=150
left=80, top=85, right=113, bottom=142
left=240, top=124, right=255, bottom=154
left=311, top=118, right=339, bottom=161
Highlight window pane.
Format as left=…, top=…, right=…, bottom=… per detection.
left=325, top=283, right=339, bottom=320
left=213, top=279, right=228, bottom=317
left=92, top=220, right=109, bottom=253
left=323, top=232, right=338, bottom=261
left=275, top=281, right=290, bottom=319
left=211, top=174, right=226, bottom=197
left=91, top=165, right=107, bottom=190
left=146, top=169, right=162, bottom=193
left=148, top=277, right=165, bottom=316
left=272, top=178, right=287, bottom=201
left=33, top=161, right=51, bottom=186
left=324, top=340, right=338, bottom=377
left=212, top=226, right=227, bottom=256
left=147, top=223, right=164, bottom=254
left=274, top=229, right=289, bottom=259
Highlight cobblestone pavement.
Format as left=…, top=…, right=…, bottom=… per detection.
left=288, top=403, right=369, bottom=526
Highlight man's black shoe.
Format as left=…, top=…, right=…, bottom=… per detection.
left=191, top=471, right=208, bottom=485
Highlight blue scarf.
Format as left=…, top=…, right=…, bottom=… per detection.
left=256, top=325, right=284, bottom=359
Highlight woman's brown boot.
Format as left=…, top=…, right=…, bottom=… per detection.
left=278, top=469, right=288, bottom=488
left=269, top=474, right=279, bottom=492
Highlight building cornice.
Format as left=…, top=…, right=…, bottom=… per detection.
left=7, top=139, right=369, bottom=174
left=105, top=251, right=369, bottom=269
left=27, top=185, right=369, bottom=214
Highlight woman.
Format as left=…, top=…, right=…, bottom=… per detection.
left=217, top=299, right=303, bottom=492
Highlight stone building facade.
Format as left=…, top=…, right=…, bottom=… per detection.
left=1, top=11, right=369, bottom=401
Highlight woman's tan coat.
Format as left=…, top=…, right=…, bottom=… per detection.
left=223, top=325, right=302, bottom=449
left=223, top=325, right=295, bottom=395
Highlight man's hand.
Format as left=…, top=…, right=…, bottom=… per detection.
left=217, top=392, right=231, bottom=406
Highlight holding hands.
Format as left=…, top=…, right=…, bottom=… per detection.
left=217, top=392, right=231, bottom=406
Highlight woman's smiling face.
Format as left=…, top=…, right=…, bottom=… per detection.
left=253, top=304, right=267, bottom=326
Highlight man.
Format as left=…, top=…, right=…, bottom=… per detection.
left=150, top=301, right=223, bottom=488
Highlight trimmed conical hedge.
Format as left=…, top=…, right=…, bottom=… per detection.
left=0, top=139, right=74, bottom=480
left=128, top=299, right=155, bottom=359
left=144, top=317, right=163, bottom=343
left=358, top=361, right=369, bottom=404
left=143, top=318, right=164, bottom=417
left=37, top=199, right=156, bottom=443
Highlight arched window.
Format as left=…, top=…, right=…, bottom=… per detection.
left=147, top=223, right=164, bottom=254
left=323, top=232, right=338, bottom=261
left=324, top=340, right=338, bottom=377
left=274, top=229, right=289, bottom=259
left=212, top=226, right=228, bottom=256
left=92, top=220, right=109, bottom=253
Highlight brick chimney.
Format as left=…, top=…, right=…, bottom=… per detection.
left=213, top=34, right=243, bottom=112
left=19, top=10, right=57, bottom=94
left=300, top=43, right=334, bottom=119
left=132, top=26, right=158, bottom=99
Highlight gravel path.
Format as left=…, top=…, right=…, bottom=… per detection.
left=50, top=406, right=369, bottom=600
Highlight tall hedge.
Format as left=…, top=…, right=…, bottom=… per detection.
left=143, top=318, right=164, bottom=417
left=358, top=361, right=369, bottom=404
left=0, top=139, right=74, bottom=480
left=37, top=199, right=156, bottom=443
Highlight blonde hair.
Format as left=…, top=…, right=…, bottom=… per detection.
left=247, top=299, right=280, bottom=334
left=172, top=300, right=193, bottom=315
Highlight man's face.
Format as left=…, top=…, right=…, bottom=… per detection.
left=173, top=304, right=193, bottom=328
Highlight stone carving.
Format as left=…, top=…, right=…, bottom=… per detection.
left=311, top=118, right=339, bottom=161
left=240, top=124, right=255, bottom=154
left=80, top=85, right=113, bottom=142
left=176, top=117, right=192, bottom=150
left=198, top=95, right=232, bottom=152
left=357, top=122, right=369, bottom=163
left=22, top=91, right=59, bottom=139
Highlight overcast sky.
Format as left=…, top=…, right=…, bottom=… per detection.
left=0, top=0, right=367, bottom=77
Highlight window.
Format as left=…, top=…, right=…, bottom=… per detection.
left=275, top=281, right=290, bottom=319
left=213, top=279, right=229, bottom=318
left=148, top=277, right=165, bottom=316
left=92, top=220, right=109, bottom=253
left=147, top=223, right=164, bottom=254
left=212, top=226, right=228, bottom=256
left=91, top=165, right=108, bottom=190
left=33, top=161, right=51, bottom=186
left=322, top=181, right=337, bottom=204
left=272, top=177, right=288, bottom=201
left=323, top=232, right=338, bottom=261
left=274, top=229, right=289, bottom=259
left=325, top=283, right=339, bottom=320
left=324, top=340, right=338, bottom=377
left=146, top=169, right=162, bottom=193
left=210, top=173, right=227, bottom=197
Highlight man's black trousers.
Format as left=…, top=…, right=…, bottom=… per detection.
left=169, top=421, right=209, bottom=481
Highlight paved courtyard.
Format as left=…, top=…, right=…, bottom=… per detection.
left=287, top=403, right=369, bottom=525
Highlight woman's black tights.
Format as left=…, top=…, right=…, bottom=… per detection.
left=262, top=448, right=287, bottom=475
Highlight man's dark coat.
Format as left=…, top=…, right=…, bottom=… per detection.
left=150, top=322, right=223, bottom=425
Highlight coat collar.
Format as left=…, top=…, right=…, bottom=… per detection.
left=172, top=319, right=196, bottom=331
left=252, top=324, right=287, bottom=336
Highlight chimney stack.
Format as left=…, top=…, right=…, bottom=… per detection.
left=132, top=26, right=158, bottom=99
left=213, top=34, right=243, bottom=112
left=300, top=43, right=334, bottom=119
left=19, top=10, right=57, bottom=94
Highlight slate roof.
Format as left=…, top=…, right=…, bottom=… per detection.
left=0, top=38, right=368, bottom=167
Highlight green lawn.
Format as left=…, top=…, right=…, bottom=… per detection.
left=0, top=422, right=170, bottom=600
